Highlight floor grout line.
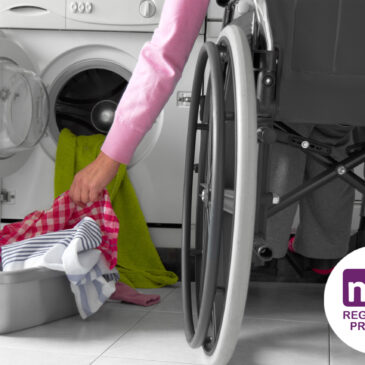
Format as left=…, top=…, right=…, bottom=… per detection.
left=92, top=354, right=202, bottom=365
left=242, top=314, right=329, bottom=325
left=90, top=287, right=181, bottom=364
left=149, top=287, right=180, bottom=313
left=89, top=310, right=152, bottom=364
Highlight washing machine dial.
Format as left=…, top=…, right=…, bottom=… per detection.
left=139, top=0, right=156, bottom=18
left=70, top=2, right=78, bottom=13
left=78, top=2, right=85, bottom=13
left=85, top=2, right=93, bottom=13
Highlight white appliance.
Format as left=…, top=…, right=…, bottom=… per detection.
left=0, top=0, right=204, bottom=247
left=206, top=0, right=225, bottom=41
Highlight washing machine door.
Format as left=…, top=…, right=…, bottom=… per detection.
left=0, top=37, right=49, bottom=160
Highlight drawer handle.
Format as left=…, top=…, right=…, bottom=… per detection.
left=9, top=6, right=48, bottom=15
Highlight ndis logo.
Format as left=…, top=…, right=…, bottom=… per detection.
left=324, top=248, right=365, bottom=352
left=343, top=269, right=365, bottom=307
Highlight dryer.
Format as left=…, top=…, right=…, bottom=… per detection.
left=0, top=0, right=204, bottom=248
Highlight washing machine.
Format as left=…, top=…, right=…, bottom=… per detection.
left=0, top=0, right=204, bottom=247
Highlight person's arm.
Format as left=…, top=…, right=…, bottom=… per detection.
left=102, top=0, right=210, bottom=164
left=70, top=0, right=210, bottom=205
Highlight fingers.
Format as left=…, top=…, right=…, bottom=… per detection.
left=80, top=182, right=90, bottom=206
left=68, top=152, right=120, bottom=206
left=69, top=172, right=104, bottom=207
left=70, top=175, right=85, bottom=207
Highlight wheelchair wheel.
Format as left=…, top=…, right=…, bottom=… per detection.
left=182, top=24, right=258, bottom=364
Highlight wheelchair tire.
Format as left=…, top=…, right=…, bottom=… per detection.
left=182, top=40, right=225, bottom=349
left=182, top=24, right=258, bottom=365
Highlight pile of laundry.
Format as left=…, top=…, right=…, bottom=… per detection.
left=54, top=128, right=178, bottom=289
left=0, top=190, right=160, bottom=319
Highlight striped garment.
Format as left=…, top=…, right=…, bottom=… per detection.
left=1, top=217, right=118, bottom=319
left=0, top=190, right=119, bottom=269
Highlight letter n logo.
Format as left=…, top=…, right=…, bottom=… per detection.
left=343, top=269, right=365, bottom=307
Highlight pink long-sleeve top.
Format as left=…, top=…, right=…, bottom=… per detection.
left=101, top=0, right=211, bottom=165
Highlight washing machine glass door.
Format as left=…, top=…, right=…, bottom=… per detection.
left=0, top=46, right=49, bottom=159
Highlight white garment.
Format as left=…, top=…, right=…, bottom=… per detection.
left=1, top=217, right=117, bottom=319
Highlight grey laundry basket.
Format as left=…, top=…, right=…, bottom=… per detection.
left=0, top=267, right=78, bottom=334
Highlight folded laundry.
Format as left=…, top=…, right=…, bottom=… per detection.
left=1, top=217, right=118, bottom=319
left=0, top=190, right=119, bottom=268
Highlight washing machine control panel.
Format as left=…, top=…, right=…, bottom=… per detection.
left=66, top=0, right=164, bottom=30
left=0, top=0, right=166, bottom=30
left=71, top=0, right=157, bottom=17
left=71, top=2, right=93, bottom=14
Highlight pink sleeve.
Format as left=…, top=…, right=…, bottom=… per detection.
left=101, top=0, right=210, bottom=165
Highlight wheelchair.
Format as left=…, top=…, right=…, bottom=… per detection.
left=181, top=0, right=365, bottom=364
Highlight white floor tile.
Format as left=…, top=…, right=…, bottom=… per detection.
left=0, top=304, right=147, bottom=356
left=230, top=317, right=329, bottom=365
left=151, top=284, right=197, bottom=314
left=0, top=347, right=94, bottom=365
left=103, top=311, right=207, bottom=364
left=245, top=282, right=327, bottom=323
left=0, top=282, right=354, bottom=365
left=330, top=329, right=365, bottom=364
left=152, top=287, right=183, bottom=313
left=94, top=356, right=195, bottom=365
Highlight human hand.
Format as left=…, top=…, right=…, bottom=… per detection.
left=69, top=151, right=121, bottom=206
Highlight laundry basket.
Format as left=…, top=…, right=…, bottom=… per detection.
left=0, top=267, right=77, bottom=334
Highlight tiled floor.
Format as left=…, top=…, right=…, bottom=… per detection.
left=0, top=282, right=364, bottom=365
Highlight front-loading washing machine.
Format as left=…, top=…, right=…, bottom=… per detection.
left=0, top=0, right=204, bottom=248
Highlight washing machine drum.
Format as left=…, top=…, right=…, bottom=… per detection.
left=54, top=69, right=127, bottom=136
left=0, top=60, right=49, bottom=158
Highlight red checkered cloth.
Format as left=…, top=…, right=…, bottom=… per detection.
left=0, top=190, right=119, bottom=268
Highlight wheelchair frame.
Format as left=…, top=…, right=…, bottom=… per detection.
left=182, top=0, right=365, bottom=363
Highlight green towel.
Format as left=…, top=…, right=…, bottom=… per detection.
left=54, top=128, right=178, bottom=288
